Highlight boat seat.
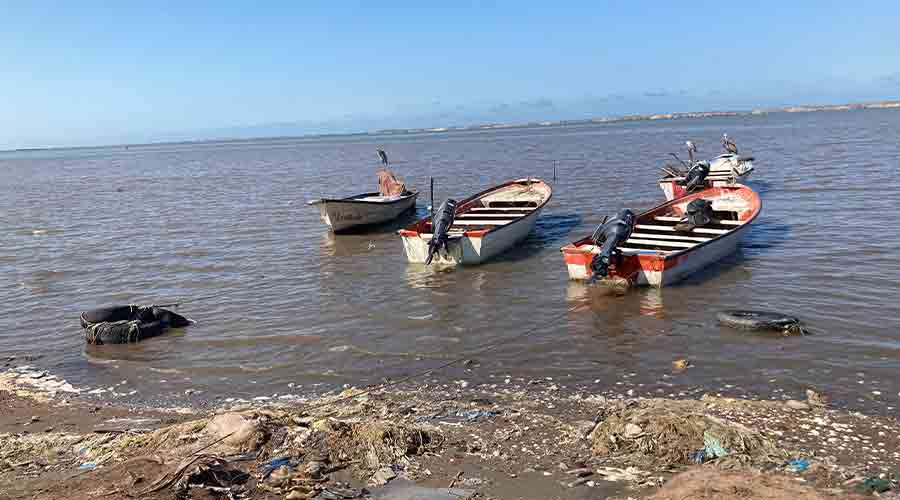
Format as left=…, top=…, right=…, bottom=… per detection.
left=617, top=247, right=673, bottom=255
left=629, top=232, right=712, bottom=242
left=654, top=216, right=741, bottom=225
left=634, top=224, right=730, bottom=235
left=659, top=174, right=741, bottom=182
left=576, top=244, right=673, bottom=255
left=451, top=220, right=514, bottom=226
left=624, top=238, right=696, bottom=249
left=456, top=213, right=522, bottom=219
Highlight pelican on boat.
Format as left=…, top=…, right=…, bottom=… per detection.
left=308, top=157, right=418, bottom=232
left=658, top=134, right=755, bottom=200
left=399, top=178, right=552, bottom=265
left=561, top=183, right=760, bottom=287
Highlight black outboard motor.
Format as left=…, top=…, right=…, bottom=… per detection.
left=675, top=198, right=716, bottom=232
left=679, top=160, right=710, bottom=192
left=425, top=198, right=458, bottom=265
left=589, top=209, right=635, bottom=280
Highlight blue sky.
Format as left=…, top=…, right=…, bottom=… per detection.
left=2, top=1, right=899, bottom=149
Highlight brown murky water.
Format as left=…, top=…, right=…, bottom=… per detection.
left=2, top=109, right=900, bottom=410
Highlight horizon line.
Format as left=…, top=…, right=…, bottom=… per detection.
left=4, top=98, right=900, bottom=154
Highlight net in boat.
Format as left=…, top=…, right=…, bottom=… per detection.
left=376, top=169, right=406, bottom=197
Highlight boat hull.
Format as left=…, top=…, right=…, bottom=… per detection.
left=562, top=225, right=747, bottom=286
left=562, top=184, right=760, bottom=287
left=400, top=206, right=544, bottom=265
left=309, top=193, right=418, bottom=232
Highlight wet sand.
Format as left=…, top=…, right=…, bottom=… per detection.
left=3, top=363, right=900, bottom=500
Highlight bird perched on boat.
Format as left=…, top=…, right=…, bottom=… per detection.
left=377, top=148, right=389, bottom=166
left=686, top=141, right=697, bottom=163
left=722, top=134, right=739, bottom=154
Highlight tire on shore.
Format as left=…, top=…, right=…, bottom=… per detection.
left=716, top=310, right=805, bottom=334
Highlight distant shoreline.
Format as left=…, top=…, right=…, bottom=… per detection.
left=4, top=99, right=899, bottom=153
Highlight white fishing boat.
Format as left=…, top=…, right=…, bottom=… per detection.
left=309, top=165, right=417, bottom=232
left=398, top=178, right=552, bottom=265
left=308, top=190, right=418, bottom=232
left=561, top=184, right=760, bottom=287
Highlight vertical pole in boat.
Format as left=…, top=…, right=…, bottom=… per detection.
left=429, top=177, right=434, bottom=219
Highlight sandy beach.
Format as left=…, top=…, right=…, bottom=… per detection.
left=3, top=356, right=900, bottom=500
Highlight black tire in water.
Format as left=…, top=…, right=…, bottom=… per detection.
left=716, top=310, right=801, bottom=331
left=80, top=305, right=140, bottom=329
left=84, top=320, right=165, bottom=345
left=148, top=306, right=192, bottom=328
left=80, top=305, right=191, bottom=344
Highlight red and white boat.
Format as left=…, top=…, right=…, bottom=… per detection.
left=561, top=184, right=760, bottom=286
left=399, top=178, right=552, bottom=265
left=658, top=152, right=755, bottom=200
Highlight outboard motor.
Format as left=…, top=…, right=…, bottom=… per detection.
left=679, top=160, right=710, bottom=192
left=589, top=209, right=635, bottom=280
left=425, top=199, right=458, bottom=265
left=675, top=198, right=715, bottom=232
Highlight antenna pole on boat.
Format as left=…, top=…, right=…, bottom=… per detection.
left=430, top=177, right=434, bottom=219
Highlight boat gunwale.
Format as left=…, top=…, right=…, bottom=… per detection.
left=562, top=184, right=761, bottom=261
left=309, top=190, right=419, bottom=206
left=399, top=178, right=552, bottom=239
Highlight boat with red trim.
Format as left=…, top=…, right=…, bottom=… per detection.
left=561, top=183, right=760, bottom=286
left=399, top=178, right=552, bottom=265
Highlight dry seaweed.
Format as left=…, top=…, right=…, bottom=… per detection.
left=592, top=400, right=784, bottom=469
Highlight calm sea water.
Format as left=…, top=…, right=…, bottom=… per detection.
left=2, top=109, right=899, bottom=410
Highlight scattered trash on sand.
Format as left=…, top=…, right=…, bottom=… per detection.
left=595, top=466, right=646, bottom=482
left=788, top=458, right=810, bottom=472
left=806, top=388, right=830, bottom=407
left=857, top=476, right=892, bottom=493
left=672, top=359, right=692, bottom=371
left=591, top=399, right=783, bottom=468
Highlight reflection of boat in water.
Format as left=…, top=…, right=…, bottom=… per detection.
left=566, top=282, right=665, bottom=318
left=319, top=232, right=366, bottom=257
left=403, top=264, right=457, bottom=291
left=399, top=178, right=552, bottom=265
left=637, top=288, right=664, bottom=317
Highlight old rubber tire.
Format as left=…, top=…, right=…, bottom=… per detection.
left=80, top=305, right=139, bottom=328
left=84, top=320, right=164, bottom=345
left=149, top=306, right=192, bottom=328
left=717, top=310, right=800, bottom=331
left=81, top=305, right=190, bottom=329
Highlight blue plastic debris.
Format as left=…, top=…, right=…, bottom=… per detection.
left=414, top=408, right=500, bottom=423
left=788, top=458, right=810, bottom=472
left=79, top=462, right=97, bottom=471
left=453, top=409, right=500, bottom=421
left=702, top=431, right=728, bottom=458
left=691, top=449, right=707, bottom=464
left=258, top=456, right=292, bottom=478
